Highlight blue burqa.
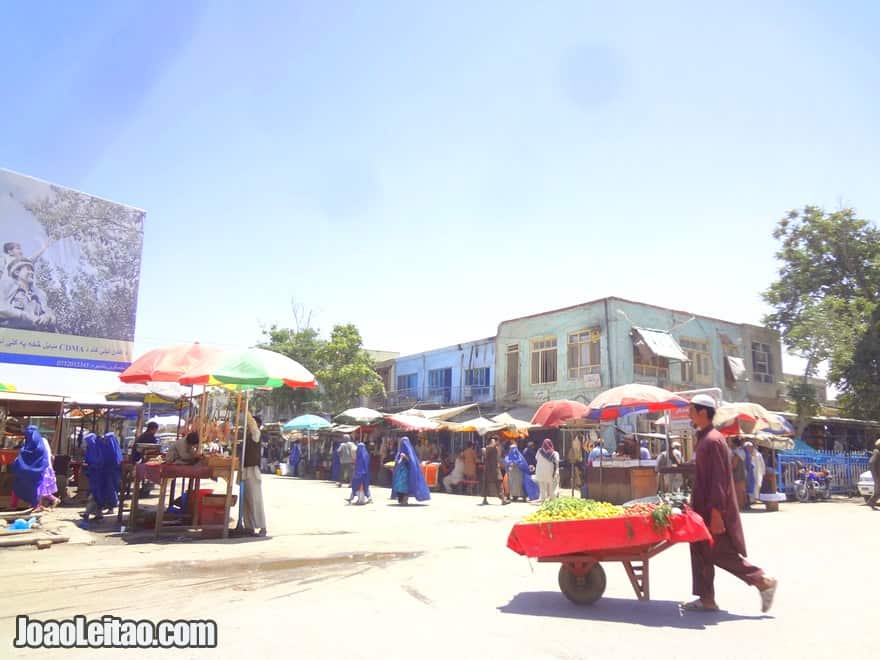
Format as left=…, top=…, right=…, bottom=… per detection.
left=11, top=425, right=49, bottom=506
left=330, top=440, right=341, bottom=482
left=84, top=433, right=118, bottom=509
left=103, top=433, right=123, bottom=495
left=288, top=443, right=301, bottom=475
left=506, top=445, right=540, bottom=501
left=350, top=442, right=371, bottom=498
left=391, top=437, right=430, bottom=502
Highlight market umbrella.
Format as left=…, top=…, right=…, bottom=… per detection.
left=179, top=347, right=317, bottom=537
left=334, top=407, right=384, bottom=426
left=179, top=347, right=317, bottom=389
left=282, top=414, right=331, bottom=432
left=713, top=402, right=790, bottom=436
left=584, top=384, right=689, bottom=421
left=530, top=400, right=590, bottom=427
left=119, top=342, right=226, bottom=384
left=0, top=382, right=16, bottom=392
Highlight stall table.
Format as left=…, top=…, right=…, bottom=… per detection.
left=585, top=462, right=658, bottom=504
left=128, top=463, right=233, bottom=537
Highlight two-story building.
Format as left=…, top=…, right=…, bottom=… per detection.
left=381, top=337, right=496, bottom=409
left=495, top=296, right=786, bottom=413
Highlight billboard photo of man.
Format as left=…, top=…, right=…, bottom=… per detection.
left=0, top=258, right=55, bottom=331
left=0, top=169, right=145, bottom=371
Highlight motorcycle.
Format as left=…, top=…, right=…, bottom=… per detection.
left=793, top=463, right=832, bottom=502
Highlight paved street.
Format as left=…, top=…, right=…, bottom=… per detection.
left=1, top=477, right=876, bottom=659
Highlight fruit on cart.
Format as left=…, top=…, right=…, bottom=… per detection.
left=623, top=502, right=659, bottom=516
left=521, top=497, right=625, bottom=523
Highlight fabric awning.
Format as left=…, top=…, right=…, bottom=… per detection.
left=725, top=356, right=747, bottom=381
left=397, top=403, right=477, bottom=421
left=632, top=327, right=689, bottom=362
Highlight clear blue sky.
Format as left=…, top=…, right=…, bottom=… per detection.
left=2, top=1, right=879, bottom=393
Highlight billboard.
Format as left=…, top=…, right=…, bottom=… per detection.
left=0, top=169, right=145, bottom=372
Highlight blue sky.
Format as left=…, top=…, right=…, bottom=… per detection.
left=2, top=1, right=879, bottom=394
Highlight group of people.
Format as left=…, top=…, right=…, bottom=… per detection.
left=9, top=425, right=59, bottom=512
left=730, top=437, right=767, bottom=509
left=0, top=241, right=56, bottom=332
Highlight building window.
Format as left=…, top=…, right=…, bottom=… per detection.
left=531, top=337, right=558, bottom=384
left=506, top=344, right=519, bottom=395
left=464, top=367, right=490, bottom=400
left=428, top=368, right=452, bottom=403
left=567, top=328, right=601, bottom=379
left=633, top=344, right=668, bottom=379
left=396, top=373, right=417, bottom=398
left=752, top=342, right=773, bottom=383
left=680, top=337, right=712, bottom=385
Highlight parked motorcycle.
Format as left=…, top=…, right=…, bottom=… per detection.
left=793, top=463, right=832, bottom=502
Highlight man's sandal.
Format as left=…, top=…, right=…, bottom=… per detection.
left=680, top=599, right=720, bottom=612
left=760, top=579, right=778, bottom=613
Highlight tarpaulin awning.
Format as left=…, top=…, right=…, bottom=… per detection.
left=725, top=356, right=747, bottom=381
left=444, top=417, right=506, bottom=435
left=398, top=403, right=477, bottom=421
left=387, top=414, right=441, bottom=431
left=330, top=424, right=361, bottom=434
left=632, top=327, right=689, bottom=362
left=491, top=412, right=538, bottom=432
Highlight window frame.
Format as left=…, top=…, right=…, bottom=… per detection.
left=531, top=336, right=558, bottom=385
left=567, top=327, right=601, bottom=380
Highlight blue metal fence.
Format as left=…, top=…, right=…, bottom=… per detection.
left=777, top=450, right=870, bottom=496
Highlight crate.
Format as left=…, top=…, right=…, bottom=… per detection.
left=200, top=493, right=236, bottom=508
left=204, top=455, right=239, bottom=470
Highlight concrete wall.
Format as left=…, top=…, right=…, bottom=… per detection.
left=393, top=337, right=496, bottom=405
left=496, top=297, right=786, bottom=410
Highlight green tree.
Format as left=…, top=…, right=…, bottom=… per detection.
left=837, top=305, right=880, bottom=421
left=257, top=324, right=325, bottom=419
left=315, top=324, right=385, bottom=414
left=763, top=206, right=880, bottom=429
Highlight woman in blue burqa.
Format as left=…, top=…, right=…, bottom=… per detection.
left=347, top=442, right=373, bottom=505
left=505, top=443, right=540, bottom=502
left=81, top=433, right=121, bottom=521
left=288, top=440, right=301, bottom=477
left=391, top=436, right=430, bottom=506
left=11, top=425, right=50, bottom=510
left=329, top=440, right=341, bottom=482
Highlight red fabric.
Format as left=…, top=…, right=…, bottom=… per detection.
left=120, top=343, right=225, bottom=384
left=690, top=532, right=765, bottom=600
left=530, top=400, right=589, bottom=427
left=692, top=427, right=746, bottom=556
left=507, top=509, right=711, bottom=558
left=137, top=463, right=214, bottom=482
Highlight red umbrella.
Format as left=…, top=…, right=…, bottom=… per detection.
left=585, top=384, right=689, bottom=422
left=530, top=400, right=590, bottom=428
left=119, top=343, right=226, bottom=384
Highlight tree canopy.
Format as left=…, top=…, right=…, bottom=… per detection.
left=763, top=206, right=880, bottom=423
left=255, top=321, right=384, bottom=419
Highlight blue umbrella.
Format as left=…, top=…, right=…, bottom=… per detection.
left=283, top=414, right=331, bottom=432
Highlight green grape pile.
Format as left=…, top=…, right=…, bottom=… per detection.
left=521, top=497, right=626, bottom=523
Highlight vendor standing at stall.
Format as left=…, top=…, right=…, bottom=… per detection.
left=241, top=413, right=267, bottom=537
left=682, top=394, right=777, bottom=613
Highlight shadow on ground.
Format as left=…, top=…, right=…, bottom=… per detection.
left=498, top=592, right=771, bottom=629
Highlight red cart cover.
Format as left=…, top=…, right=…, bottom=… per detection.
left=507, top=509, right=711, bottom=558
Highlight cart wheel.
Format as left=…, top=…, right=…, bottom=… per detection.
left=558, top=563, right=606, bottom=605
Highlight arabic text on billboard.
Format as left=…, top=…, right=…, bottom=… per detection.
left=0, top=169, right=145, bottom=371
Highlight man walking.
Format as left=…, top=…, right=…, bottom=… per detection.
left=682, top=394, right=777, bottom=613
left=338, top=434, right=357, bottom=488
left=480, top=437, right=509, bottom=505
left=868, top=438, right=880, bottom=510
